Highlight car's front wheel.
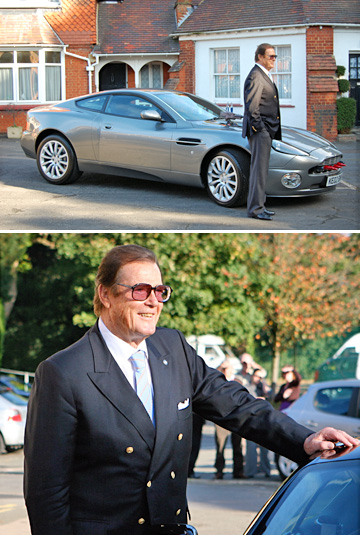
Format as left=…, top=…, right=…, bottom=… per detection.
left=205, top=149, right=249, bottom=207
left=275, top=453, right=298, bottom=480
left=37, top=135, right=82, bottom=185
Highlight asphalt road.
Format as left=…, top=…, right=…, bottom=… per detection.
left=0, top=423, right=281, bottom=535
left=0, top=137, right=359, bottom=231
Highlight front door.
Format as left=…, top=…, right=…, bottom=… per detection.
left=99, top=63, right=126, bottom=91
left=349, top=54, right=360, bottom=126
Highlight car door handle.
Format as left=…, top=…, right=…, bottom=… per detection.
left=104, top=125, right=112, bottom=130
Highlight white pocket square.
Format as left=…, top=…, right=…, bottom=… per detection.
left=177, top=398, right=190, bottom=410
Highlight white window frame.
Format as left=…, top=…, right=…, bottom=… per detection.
left=0, top=48, right=64, bottom=104
left=213, top=47, right=241, bottom=104
left=272, top=45, right=292, bottom=100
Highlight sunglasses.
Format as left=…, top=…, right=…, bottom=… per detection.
left=117, top=283, right=173, bottom=303
left=266, top=54, right=277, bottom=60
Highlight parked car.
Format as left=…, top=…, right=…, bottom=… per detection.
left=275, top=379, right=360, bottom=479
left=186, top=334, right=241, bottom=372
left=21, top=89, right=344, bottom=208
left=315, top=333, right=360, bottom=381
left=0, top=388, right=28, bottom=454
left=0, top=374, right=31, bottom=397
left=244, top=444, right=360, bottom=535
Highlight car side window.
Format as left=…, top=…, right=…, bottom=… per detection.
left=76, top=95, right=108, bottom=111
left=105, top=95, right=162, bottom=119
left=314, top=387, right=353, bottom=416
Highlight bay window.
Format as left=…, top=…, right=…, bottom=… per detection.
left=0, top=49, right=63, bottom=103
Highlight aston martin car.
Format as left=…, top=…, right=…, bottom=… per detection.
left=21, top=89, right=344, bottom=208
left=244, top=445, right=360, bottom=535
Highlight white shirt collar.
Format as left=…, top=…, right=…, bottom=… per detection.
left=98, top=317, right=148, bottom=360
left=256, top=62, right=273, bottom=80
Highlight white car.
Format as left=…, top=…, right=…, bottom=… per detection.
left=276, top=379, right=360, bottom=479
left=0, top=389, right=28, bottom=454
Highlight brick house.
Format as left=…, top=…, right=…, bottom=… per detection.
left=0, top=0, right=359, bottom=140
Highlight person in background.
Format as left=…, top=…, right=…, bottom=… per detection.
left=244, top=368, right=271, bottom=478
left=214, top=360, right=244, bottom=480
left=274, top=365, right=302, bottom=411
left=238, top=352, right=267, bottom=388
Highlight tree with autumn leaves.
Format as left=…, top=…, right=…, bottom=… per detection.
left=231, top=233, right=360, bottom=385
left=1, top=233, right=359, bottom=384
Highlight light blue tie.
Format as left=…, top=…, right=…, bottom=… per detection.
left=130, top=350, right=155, bottom=425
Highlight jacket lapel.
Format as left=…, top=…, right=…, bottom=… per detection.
left=146, top=337, right=173, bottom=466
left=86, top=324, right=156, bottom=451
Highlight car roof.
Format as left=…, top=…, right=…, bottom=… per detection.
left=308, top=444, right=360, bottom=466
left=310, top=378, right=360, bottom=389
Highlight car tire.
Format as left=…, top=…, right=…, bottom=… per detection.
left=205, top=149, right=249, bottom=207
left=0, top=433, right=6, bottom=455
left=275, top=453, right=298, bottom=480
left=37, top=135, right=82, bottom=185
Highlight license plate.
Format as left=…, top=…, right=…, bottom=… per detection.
left=326, top=174, right=341, bottom=186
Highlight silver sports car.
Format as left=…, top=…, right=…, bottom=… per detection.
left=21, top=89, right=344, bottom=208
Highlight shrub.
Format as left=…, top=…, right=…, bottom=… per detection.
left=338, top=78, right=350, bottom=94
left=337, top=97, right=356, bottom=134
left=336, top=65, right=346, bottom=77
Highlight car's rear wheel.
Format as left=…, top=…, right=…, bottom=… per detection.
left=205, top=149, right=249, bottom=207
left=37, top=135, right=82, bottom=185
left=0, top=433, right=6, bottom=454
left=275, top=453, right=298, bottom=480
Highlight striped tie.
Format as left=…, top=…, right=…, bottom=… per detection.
left=130, top=350, right=155, bottom=425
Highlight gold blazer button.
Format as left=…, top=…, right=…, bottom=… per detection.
left=126, top=447, right=134, bottom=454
left=138, top=518, right=145, bottom=524
left=147, top=481, right=152, bottom=488
left=177, top=433, right=183, bottom=441
left=171, top=471, right=176, bottom=479
left=176, top=509, right=181, bottom=516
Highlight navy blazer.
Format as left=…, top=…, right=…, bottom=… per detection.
left=24, top=323, right=310, bottom=535
left=242, top=64, right=281, bottom=140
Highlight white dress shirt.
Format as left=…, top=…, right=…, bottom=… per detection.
left=98, top=317, right=152, bottom=390
left=256, top=62, right=273, bottom=82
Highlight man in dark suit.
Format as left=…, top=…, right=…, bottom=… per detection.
left=24, top=245, right=359, bottom=535
left=242, top=43, right=281, bottom=220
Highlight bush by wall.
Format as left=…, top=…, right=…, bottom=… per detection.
left=336, top=97, right=356, bottom=133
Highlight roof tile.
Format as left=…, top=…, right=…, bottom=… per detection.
left=96, top=0, right=179, bottom=55
left=0, top=9, right=61, bottom=45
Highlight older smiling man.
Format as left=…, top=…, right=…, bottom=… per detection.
left=24, top=244, right=359, bottom=535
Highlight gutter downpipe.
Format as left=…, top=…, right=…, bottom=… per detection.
left=64, top=48, right=99, bottom=94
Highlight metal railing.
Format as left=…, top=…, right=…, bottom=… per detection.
left=0, top=367, right=35, bottom=392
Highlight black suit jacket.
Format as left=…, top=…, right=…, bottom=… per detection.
left=24, top=323, right=310, bottom=535
left=242, top=64, right=281, bottom=140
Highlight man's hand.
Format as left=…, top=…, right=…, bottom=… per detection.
left=304, top=427, right=360, bottom=459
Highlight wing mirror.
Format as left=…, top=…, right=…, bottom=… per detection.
left=141, top=109, right=163, bottom=121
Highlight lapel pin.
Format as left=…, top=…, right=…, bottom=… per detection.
left=163, top=359, right=168, bottom=365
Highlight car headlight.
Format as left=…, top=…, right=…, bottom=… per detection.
left=281, top=173, right=302, bottom=188
left=272, top=140, right=310, bottom=156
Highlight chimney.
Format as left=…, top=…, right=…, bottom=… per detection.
left=174, top=0, right=194, bottom=26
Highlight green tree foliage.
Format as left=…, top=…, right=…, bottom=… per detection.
left=0, top=233, right=33, bottom=365
left=2, top=233, right=359, bottom=382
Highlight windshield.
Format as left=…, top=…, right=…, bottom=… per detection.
left=156, top=92, right=221, bottom=121
left=252, top=460, right=360, bottom=535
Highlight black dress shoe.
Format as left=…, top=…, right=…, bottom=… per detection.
left=264, top=208, right=275, bottom=216
left=250, top=212, right=272, bottom=220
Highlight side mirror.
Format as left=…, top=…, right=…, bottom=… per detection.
left=141, top=109, right=163, bottom=121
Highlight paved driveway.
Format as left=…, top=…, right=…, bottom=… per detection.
left=0, top=137, right=359, bottom=231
